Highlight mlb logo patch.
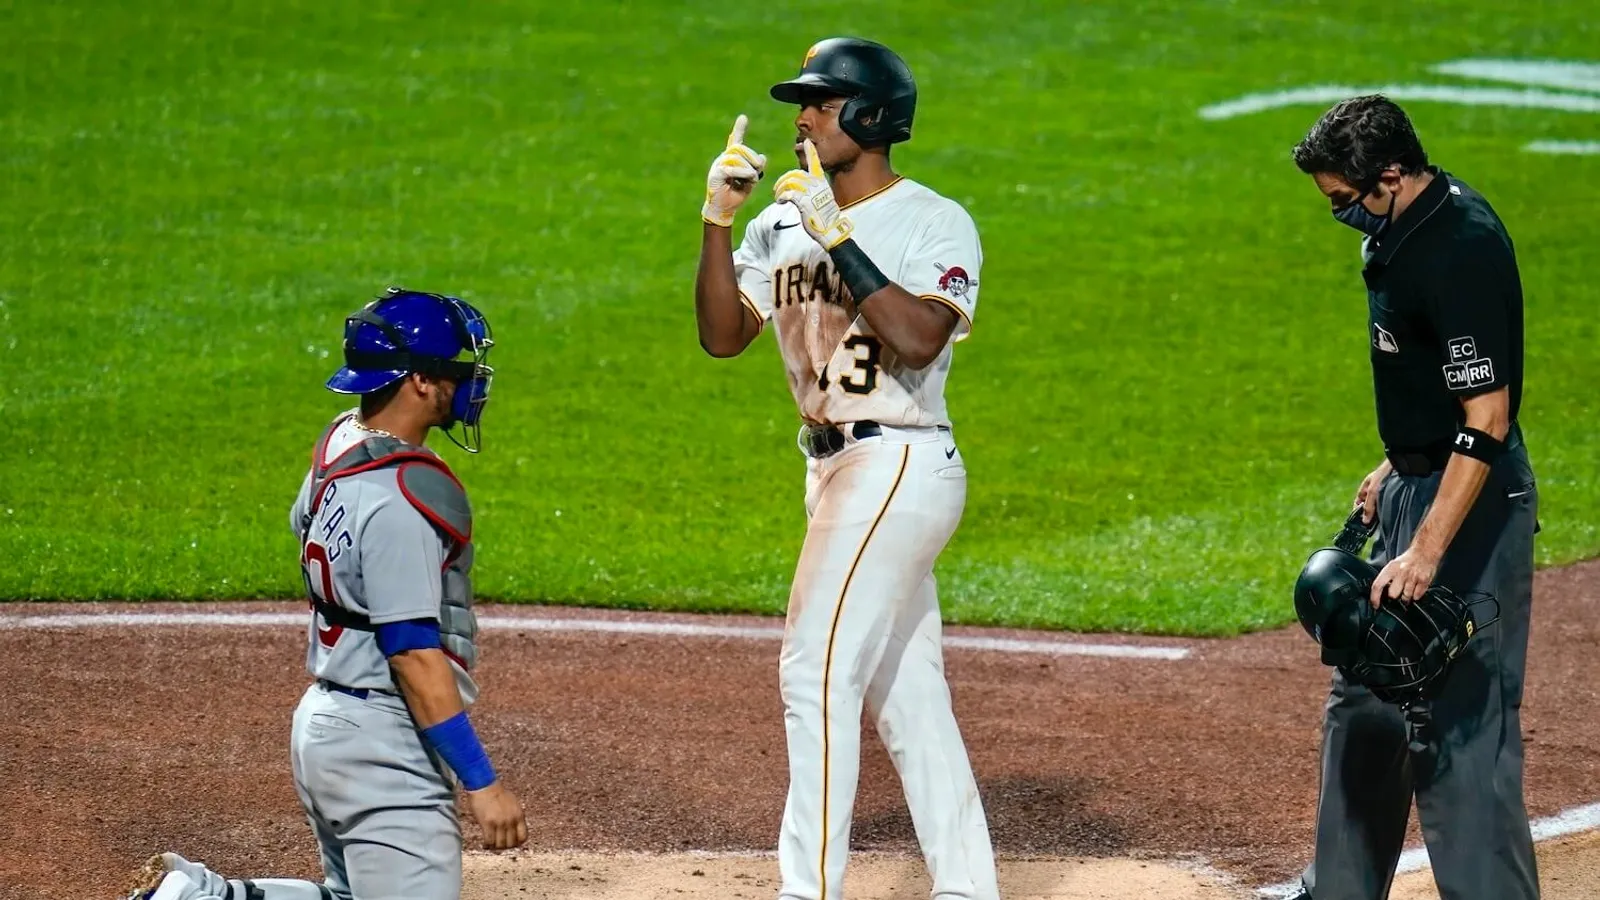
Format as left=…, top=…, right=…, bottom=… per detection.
left=1373, top=323, right=1399, bottom=353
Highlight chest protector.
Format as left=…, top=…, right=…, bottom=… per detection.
left=301, top=415, right=480, bottom=673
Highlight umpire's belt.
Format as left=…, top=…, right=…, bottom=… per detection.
left=800, top=420, right=882, bottom=459
left=1385, top=421, right=1524, bottom=477
left=1384, top=443, right=1452, bottom=477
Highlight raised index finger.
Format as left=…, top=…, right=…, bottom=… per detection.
left=803, top=138, right=823, bottom=177
left=727, top=114, right=749, bottom=149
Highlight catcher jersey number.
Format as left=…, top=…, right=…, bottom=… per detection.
left=301, top=538, right=353, bottom=648
left=818, top=336, right=883, bottom=394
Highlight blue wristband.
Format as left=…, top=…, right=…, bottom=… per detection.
left=420, top=712, right=497, bottom=791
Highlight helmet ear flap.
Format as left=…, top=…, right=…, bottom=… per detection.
left=838, top=97, right=876, bottom=146
left=853, top=103, right=886, bottom=129
left=837, top=94, right=913, bottom=146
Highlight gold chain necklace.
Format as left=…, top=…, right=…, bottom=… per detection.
left=351, top=418, right=403, bottom=441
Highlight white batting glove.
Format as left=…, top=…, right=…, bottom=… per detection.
left=702, top=114, right=767, bottom=228
left=772, top=139, right=853, bottom=250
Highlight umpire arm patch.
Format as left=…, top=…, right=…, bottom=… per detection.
left=397, top=461, right=473, bottom=543
left=1442, top=358, right=1495, bottom=391
left=1440, top=334, right=1497, bottom=392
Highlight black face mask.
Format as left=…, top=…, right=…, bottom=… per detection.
left=1333, top=186, right=1397, bottom=238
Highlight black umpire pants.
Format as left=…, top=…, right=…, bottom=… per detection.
left=1301, top=433, right=1539, bottom=900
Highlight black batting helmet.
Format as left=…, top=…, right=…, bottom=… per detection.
left=1294, top=547, right=1378, bottom=668
left=770, top=37, right=916, bottom=146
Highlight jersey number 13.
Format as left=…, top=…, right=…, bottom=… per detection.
left=817, top=336, right=883, bottom=394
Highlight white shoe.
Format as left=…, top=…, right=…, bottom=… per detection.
left=142, top=871, right=222, bottom=900
left=124, top=854, right=225, bottom=900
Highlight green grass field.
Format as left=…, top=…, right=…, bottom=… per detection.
left=3, top=0, right=1597, bottom=634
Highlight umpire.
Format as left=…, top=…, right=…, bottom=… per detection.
left=1287, top=95, right=1540, bottom=900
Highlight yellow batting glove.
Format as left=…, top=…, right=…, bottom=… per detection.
left=702, top=114, right=767, bottom=228
left=773, top=139, right=853, bottom=250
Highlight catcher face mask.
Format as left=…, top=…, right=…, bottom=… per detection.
left=441, top=297, right=494, bottom=454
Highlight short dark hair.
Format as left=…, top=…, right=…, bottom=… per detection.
left=359, top=377, right=407, bottom=418
left=1292, top=95, right=1429, bottom=190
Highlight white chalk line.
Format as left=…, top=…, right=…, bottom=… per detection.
left=1199, top=58, right=1600, bottom=121
left=1525, top=140, right=1600, bottom=155
left=0, top=610, right=1191, bottom=660
left=1256, top=800, right=1600, bottom=897
left=1432, top=59, right=1600, bottom=94
left=1199, top=84, right=1600, bottom=120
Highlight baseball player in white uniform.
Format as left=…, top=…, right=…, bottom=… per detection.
left=125, top=289, right=526, bottom=900
left=694, top=38, right=999, bottom=900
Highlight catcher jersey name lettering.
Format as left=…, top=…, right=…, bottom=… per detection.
left=774, top=260, right=849, bottom=310
left=317, top=483, right=353, bottom=560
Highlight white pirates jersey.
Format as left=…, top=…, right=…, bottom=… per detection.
left=733, top=177, right=981, bottom=427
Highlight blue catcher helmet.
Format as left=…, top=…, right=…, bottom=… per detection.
left=327, top=287, right=495, bottom=452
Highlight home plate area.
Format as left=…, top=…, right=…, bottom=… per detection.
left=2, top=563, right=1598, bottom=899
left=457, top=831, right=1600, bottom=898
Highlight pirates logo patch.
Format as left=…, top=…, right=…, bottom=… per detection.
left=934, top=263, right=977, bottom=298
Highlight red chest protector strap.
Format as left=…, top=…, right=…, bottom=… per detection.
left=305, top=415, right=473, bottom=555
left=301, top=418, right=474, bottom=674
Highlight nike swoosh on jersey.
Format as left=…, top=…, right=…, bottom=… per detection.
left=774, top=220, right=802, bottom=231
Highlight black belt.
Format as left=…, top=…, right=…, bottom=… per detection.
left=318, top=679, right=370, bottom=700
left=313, top=599, right=374, bottom=631
left=1385, top=443, right=1453, bottom=477
left=801, top=420, right=882, bottom=459
left=1386, top=422, right=1523, bottom=477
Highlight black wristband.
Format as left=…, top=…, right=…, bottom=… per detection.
left=827, top=239, right=891, bottom=306
left=1452, top=427, right=1507, bottom=464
